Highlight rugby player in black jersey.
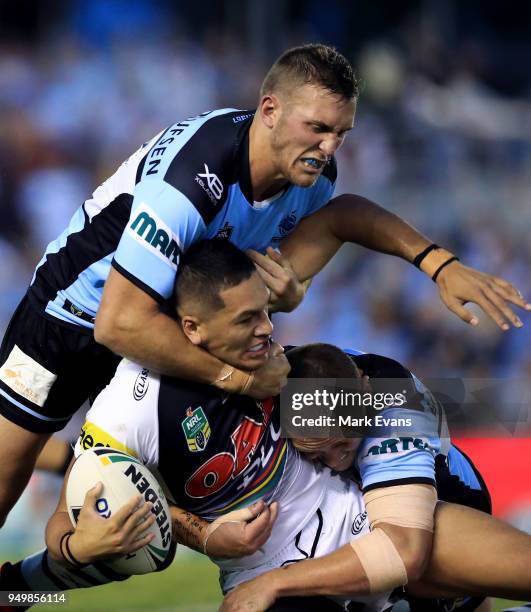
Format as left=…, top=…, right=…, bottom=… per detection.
left=0, top=43, right=529, bottom=533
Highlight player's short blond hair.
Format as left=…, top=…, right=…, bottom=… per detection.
left=260, top=44, right=359, bottom=101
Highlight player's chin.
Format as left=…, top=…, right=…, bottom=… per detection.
left=292, top=172, right=319, bottom=188
left=239, top=350, right=269, bottom=370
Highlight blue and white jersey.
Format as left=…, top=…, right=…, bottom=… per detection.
left=344, top=350, right=450, bottom=492
left=28, top=109, right=336, bottom=328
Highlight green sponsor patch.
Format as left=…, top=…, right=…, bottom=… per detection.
left=181, top=407, right=211, bottom=453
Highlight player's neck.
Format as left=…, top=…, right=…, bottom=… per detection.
left=249, top=119, right=288, bottom=202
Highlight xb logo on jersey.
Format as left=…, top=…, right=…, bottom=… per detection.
left=196, top=163, right=223, bottom=203
left=182, top=406, right=211, bottom=452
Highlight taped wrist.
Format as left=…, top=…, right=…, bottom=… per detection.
left=350, top=527, right=407, bottom=593
left=213, top=364, right=254, bottom=395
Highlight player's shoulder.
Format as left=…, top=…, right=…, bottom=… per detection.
left=139, top=108, right=254, bottom=225
left=88, top=359, right=161, bottom=428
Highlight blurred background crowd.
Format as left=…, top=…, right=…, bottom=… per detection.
left=0, top=0, right=529, bottom=554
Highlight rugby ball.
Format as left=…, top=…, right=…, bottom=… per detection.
left=66, top=447, right=172, bottom=575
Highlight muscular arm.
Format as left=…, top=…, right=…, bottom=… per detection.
left=94, top=268, right=224, bottom=382
left=94, top=269, right=288, bottom=397
left=280, top=193, right=529, bottom=328
left=170, top=500, right=279, bottom=558
left=256, top=523, right=430, bottom=599
left=280, top=193, right=429, bottom=282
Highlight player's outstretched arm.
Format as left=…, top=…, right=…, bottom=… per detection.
left=279, top=193, right=530, bottom=329
left=46, top=462, right=155, bottom=566
left=95, top=268, right=288, bottom=399
left=170, top=500, right=278, bottom=558
left=220, top=501, right=531, bottom=612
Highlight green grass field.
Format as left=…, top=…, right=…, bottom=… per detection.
left=15, top=551, right=520, bottom=612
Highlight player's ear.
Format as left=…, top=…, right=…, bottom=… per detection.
left=259, top=94, right=281, bottom=129
left=181, top=316, right=203, bottom=345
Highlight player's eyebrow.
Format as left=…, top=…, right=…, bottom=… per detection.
left=308, top=120, right=353, bottom=134
left=231, top=308, right=260, bottom=323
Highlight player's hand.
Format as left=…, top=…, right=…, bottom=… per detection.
left=247, top=341, right=290, bottom=399
left=247, top=247, right=309, bottom=313
left=219, top=574, right=277, bottom=612
left=435, top=261, right=531, bottom=330
left=67, top=482, right=155, bottom=564
left=205, top=500, right=279, bottom=558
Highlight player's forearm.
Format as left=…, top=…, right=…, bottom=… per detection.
left=96, top=306, right=223, bottom=383
left=169, top=505, right=207, bottom=553
left=268, top=543, right=371, bottom=598
left=329, top=194, right=431, bottom=262
left=45, top=510, right=74, bottom=564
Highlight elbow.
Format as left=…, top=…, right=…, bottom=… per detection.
left=403, top=550, right=429, bottom=584
left=401, top=541, right=431, bottom=584
left=94, top=309, right=135, bottom=354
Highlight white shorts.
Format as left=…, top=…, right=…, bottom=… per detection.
left=219, top=472, right=391, bottom=611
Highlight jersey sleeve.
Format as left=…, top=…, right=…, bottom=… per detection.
left=73, top=360, right=160, bottom=468
left=356, top=407, right=441, bottom=492
left=112, top=180, right=206, bottom=302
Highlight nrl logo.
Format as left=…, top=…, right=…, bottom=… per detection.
left=181, top=406, right=211, bottom=452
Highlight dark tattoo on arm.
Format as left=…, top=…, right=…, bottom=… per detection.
left=171, top=507, right=209, bottom=553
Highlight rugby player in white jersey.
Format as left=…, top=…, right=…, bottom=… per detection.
left=2, top=241, right=530, bottom=612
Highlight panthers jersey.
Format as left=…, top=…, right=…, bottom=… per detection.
left=345, top=350, right=450, bottom=492
left=29, top=109, right=336, bottom=328
left=73, top=360, right=326, bottom=522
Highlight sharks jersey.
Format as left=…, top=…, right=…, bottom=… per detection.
left=345, top=350, right=451, bottom=492
left=29, top=109, right=336, bottom=328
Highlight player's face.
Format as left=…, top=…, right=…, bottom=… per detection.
left=270, top=85, right=356, bottom=188
left=200, top=272, right=273, bottom=370
left=303, top=438, right=360, bottom=472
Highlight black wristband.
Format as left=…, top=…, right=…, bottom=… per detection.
left=432, top=256, right=460, bottom=282
left=412, top=244, right=440, bottom=269
left=63, top=532, right=89, bottom=568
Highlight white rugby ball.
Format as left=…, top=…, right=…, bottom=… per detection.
left=66, top=447, right=172, bottom=575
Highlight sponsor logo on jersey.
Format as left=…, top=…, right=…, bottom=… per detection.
left=0, top=345, right=57, bottom=407
left=127, top=203, right=181, bottom=269
left=195, top=163, right=224, bottom=204
left=133, top=368, right=150, bottom=401
left=351, top=510, right=367, bottom=535
left=215, top=222, right=234, bottom=240
left=182, top=406, right=211, bottom=452
left=363, top=436, right=430, bottom=457
left=78, top=421, right=136, bottom=456
left=272, top=211, right=298, bottom=241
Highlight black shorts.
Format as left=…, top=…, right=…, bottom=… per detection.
left=0, top=295, right=121, bottom=434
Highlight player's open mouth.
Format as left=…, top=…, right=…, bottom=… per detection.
left=301, top=157, right=326, bottom=171
left=246, top=341, right=269, bottom=357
